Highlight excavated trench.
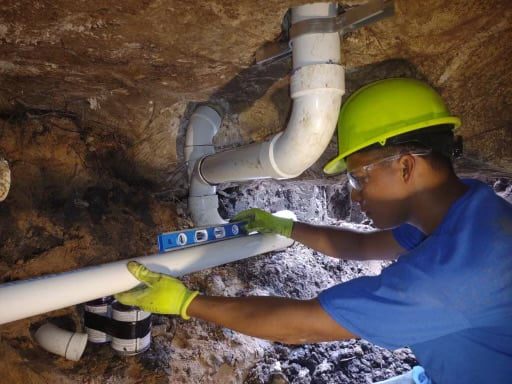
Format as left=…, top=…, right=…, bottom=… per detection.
left=0, top=111, right=510, bottom=383
left=1, top=0, right=511, bottom=382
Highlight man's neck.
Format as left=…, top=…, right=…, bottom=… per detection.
left=408, top=175, right=469, bottom=235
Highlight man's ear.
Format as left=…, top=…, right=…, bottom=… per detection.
left=399, top=155, right=415, bottom=182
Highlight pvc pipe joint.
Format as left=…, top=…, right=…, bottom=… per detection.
left=290, top=64, right=345, bottom=98
left=34, top=323, right=88, bottom=361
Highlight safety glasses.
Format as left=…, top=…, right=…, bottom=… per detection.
left=346, top=150, right=432, bottom=191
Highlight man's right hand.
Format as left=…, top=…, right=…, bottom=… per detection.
left=231, top=208, right=294, bottom=238
left=115, top=261, right=199, bottom=319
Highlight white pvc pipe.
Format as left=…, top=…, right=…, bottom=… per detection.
left=200, top=64, right=344, bottom=182
left=34, top=323, right=88, bottom=361
left=185, top=105, right=226, bottom=226
left=0, top=233, right=293, bottom=325
left=184, top=105, right=221, bottom=177
left=290, top=3, right=340, bottom=68
left=198, top=3, right=344, bottom=184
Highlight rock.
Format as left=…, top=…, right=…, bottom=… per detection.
left=268, top=371, right=289, bottom=384
left=0, top=158, right=11, bottom=202
left=353, top=346, right=364, bottom=357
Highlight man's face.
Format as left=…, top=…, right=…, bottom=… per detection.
left=345, top=150, right=411, bottom=229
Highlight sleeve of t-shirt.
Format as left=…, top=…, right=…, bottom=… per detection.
left=392, top=223, right=427, bottom=251
left=318, top=259, right=471, bottom=350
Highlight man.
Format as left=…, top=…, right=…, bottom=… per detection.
left=116, top=78, right=512, bottom=383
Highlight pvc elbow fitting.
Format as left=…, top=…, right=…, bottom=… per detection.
left=34, top=323, right=88, bottom=361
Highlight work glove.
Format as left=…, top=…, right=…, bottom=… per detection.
left=232, top=208, right=294, bottom=238
left=115, top=261, right=199, bottom=319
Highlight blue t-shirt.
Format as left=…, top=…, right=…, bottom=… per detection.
left=318, top=179, right=512, bottom=384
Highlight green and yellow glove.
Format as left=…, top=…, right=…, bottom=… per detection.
left=115, top=261, right=199, bottom=319
left=232, top=208, right=294, bottom=238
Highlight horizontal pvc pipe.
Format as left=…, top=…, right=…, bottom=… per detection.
left=34, top=323, right=88, bottom=361
left=0, top=233, right=293, bottom=325
left=199, top=140, right=272, bottom=183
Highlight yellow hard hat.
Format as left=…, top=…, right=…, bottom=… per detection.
left=323, top=78, right=461, bottom=174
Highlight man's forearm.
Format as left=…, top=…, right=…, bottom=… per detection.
left=291, top=222, right=403, bottom=261
left=291, top=222, right=365, bottom=260
left=187, top=295, right=356, bottom=344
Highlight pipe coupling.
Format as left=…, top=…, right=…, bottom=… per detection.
left=290, top=64, right=345, bottom=98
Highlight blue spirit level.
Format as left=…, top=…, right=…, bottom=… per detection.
left=157, top=222, right=246, bottom=253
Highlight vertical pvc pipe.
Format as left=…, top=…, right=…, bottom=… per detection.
left=185, top=105, right=226, bottom=225
left=290, top=3, right=340, bottom=69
